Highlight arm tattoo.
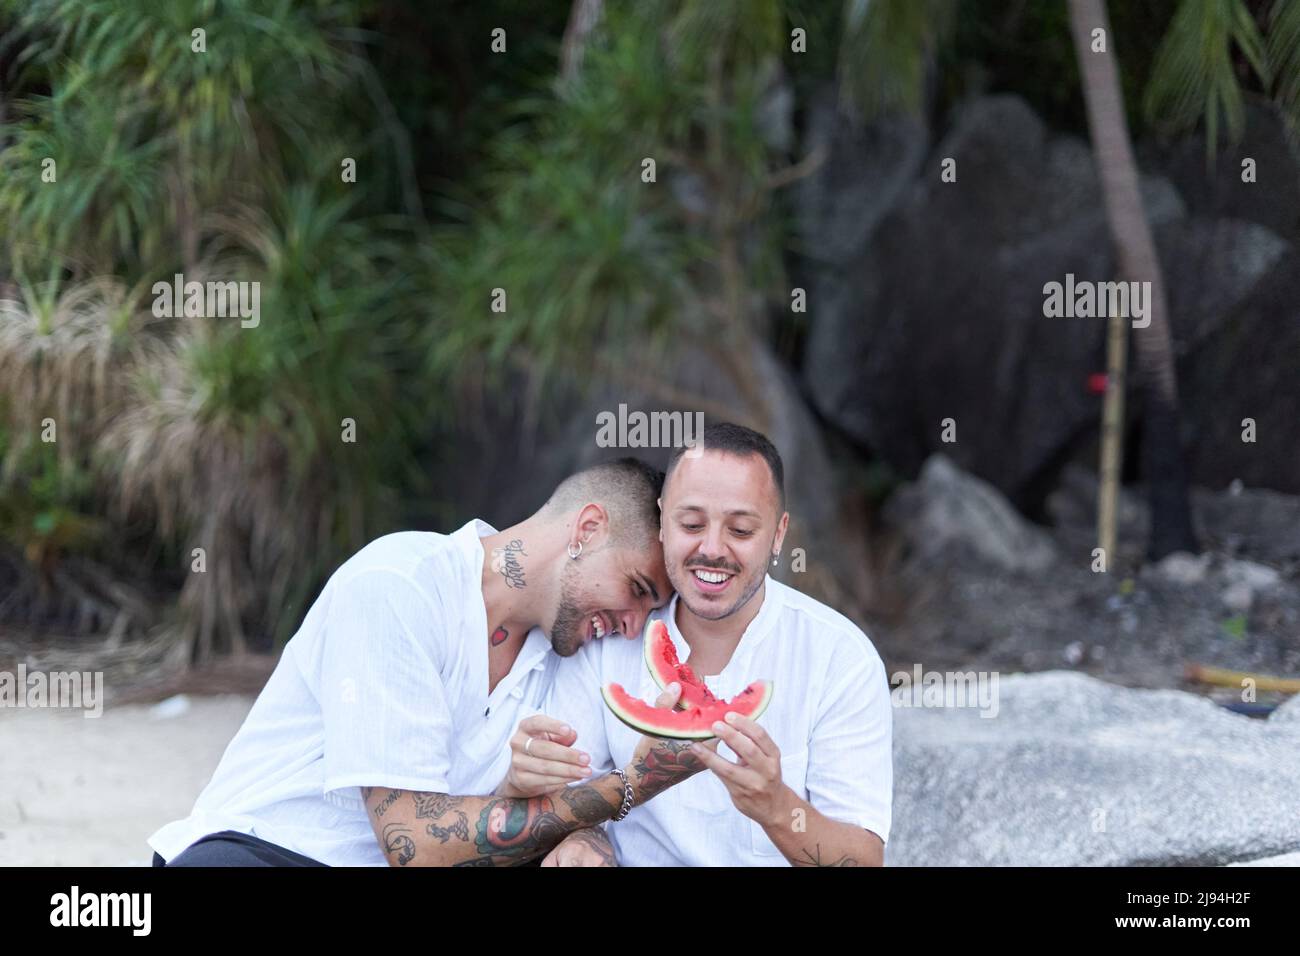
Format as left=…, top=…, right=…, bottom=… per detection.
left=373, top=789, right=402, bottom=817
left=567, top=827, right=618, bottom=866
left=631, top=739, right=705, bottom=801
left=382, top=823, right=417, bottom=866
left=792, top=844, right=859, bottom=867
left=490, top=539, right=528, bottom=589
left=427, top=812, right=470, bottom=843
left=413, top=792, right=458, bottom=820
left=474, top=796, right=566, bottom=860
left=560, top=785, right=617, bottom=824
left=411, top=792, right=470, bottom=842
left=369, top=780, right=621, bottom=866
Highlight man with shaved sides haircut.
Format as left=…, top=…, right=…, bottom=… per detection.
left=501, top=423, right=894, bottom=866
left=149, top=458, right=712, bottom=867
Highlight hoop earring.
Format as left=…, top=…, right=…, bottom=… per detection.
left=568, top=541, right=583, bottom=560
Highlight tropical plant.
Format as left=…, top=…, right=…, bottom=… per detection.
left=1144, top=0, right=1300, bottom=162
left=0, top=0, right=435, bottom=659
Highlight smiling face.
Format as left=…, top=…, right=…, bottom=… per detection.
left=660, top=449, right=788, bottom=621
left=547, top=538, right=672, bottom=657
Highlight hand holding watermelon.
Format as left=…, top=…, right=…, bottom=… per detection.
left=688, top=712, right=791, bottom=828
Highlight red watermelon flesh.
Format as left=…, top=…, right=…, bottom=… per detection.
left=642, top=619, right=718, bottom=710
left=601, top=679, right=774, bottom=740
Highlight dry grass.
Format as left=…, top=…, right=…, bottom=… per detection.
left=0, top=277, right=335, bottom=664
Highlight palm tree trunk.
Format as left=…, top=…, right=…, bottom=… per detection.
left=1097, top=309, right=1128, bottom=562
left=1067, top=0, right=1198, bottom=560
left=560, top=0, right=603, bottom=87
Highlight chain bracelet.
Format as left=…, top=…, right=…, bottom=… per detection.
left=609, top=767, right=634, bottom=822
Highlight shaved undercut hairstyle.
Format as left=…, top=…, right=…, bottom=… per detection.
left=664, top=421, right=786, bottom=511
left=541, top=457, right=665, bottom=549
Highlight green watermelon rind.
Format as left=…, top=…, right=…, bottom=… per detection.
left=600, top=680, right=774, bottom=740
left=642, top=619, right=718, bottom=711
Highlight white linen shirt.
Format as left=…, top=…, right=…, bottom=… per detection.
left=542, top=576, right=893, bottom=866
left=148, top=519, right=557, bottom=866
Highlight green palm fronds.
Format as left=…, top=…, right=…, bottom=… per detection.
left=0, top=0, right=431, bottom=652
left=428, top=0, right=783, bottom=394
left=0, top=0, right=377, bottom=277
left=838, top=0, right=958, bottom=120
left=1144, top=0, right=1270, bottom=163
left=1266, top=0, right=1300, bottom=137
left=0, top=75, right=170, bottom=274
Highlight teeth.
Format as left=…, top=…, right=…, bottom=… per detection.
left=694, top=569, right=729, bottom=584
left=591, top=615, right=605, bottom=638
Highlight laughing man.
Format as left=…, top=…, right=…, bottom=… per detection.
left=148, top=458, right=715, bottom=866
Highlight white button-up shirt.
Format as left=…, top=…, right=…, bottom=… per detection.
left=541, top=577, right=893, bottom=866
left=149, top=519, right=557, bottom=866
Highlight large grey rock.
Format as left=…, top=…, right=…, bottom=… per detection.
left=887, top=671, right=1300, bottom=865
left=1047, top=463, right=1300, bottom=564
left=795, top=85, right=930, bottom=269
left=883, top=454, right=1057, bottom=573
left=1144, top=97, right=1300, bottom=242
left=802, top=94, right=1184, bottom=508
left=803, top=92, right=1299, bottom=508
left=1270, top=693, right=1300, bottom=724
left=1177, top=247, right=1300, bottom=495
left=1155, top=217, right=1288, bottom=349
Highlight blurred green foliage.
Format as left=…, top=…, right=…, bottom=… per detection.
left=0, top=0, right=1293, bottom=656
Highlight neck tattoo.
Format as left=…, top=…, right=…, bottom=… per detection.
left=491, top=625, right=509, bottom=647
left=490, top=538, right=528, bottom=589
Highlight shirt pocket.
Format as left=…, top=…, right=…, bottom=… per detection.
left=750, top=747, right=810, bottom=858
left=675, top=761, right=735, bottom=813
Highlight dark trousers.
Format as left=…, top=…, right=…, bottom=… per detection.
left=153, top=829, right=328, bottom=867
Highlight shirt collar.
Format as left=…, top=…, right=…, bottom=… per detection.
left=662, top=575, right=784, bottom=688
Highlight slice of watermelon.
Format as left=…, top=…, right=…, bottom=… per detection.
left=642, top=619, right=718, bottom=710
left=601, top=680, right=774, bottom=740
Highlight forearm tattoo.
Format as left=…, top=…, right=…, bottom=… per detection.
left=560, top=784, right=618, bottom=824
left=426, top=812, right=470, bottom=843
left=631, top=740, right=706, bottom=801
left=365, top=781, right=622, bottom=866
left=372, top=789, right=401, bottom=817
left=381, top=823, right=417, bottom=866
left=413, top=792, right=457, bottom=820
left=474, top=796, right=568, bottom=859
left=792, top=844, right=859, bottom=867
left=566, top=827, right=618, bottom=866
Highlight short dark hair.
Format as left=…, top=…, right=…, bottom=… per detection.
left=664, top=421, right=786, bottom=511
left=542, top=457, right=665, bottom=547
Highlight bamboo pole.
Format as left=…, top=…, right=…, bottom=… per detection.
left=1185, top=663, right=1300, bottom=695
left=1098, top=308, right=1128, bottom=565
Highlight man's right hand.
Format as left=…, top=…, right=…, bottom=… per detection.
left=497, top=714, right=593, bottom=797
left=500, top=683, right=713, bottom=802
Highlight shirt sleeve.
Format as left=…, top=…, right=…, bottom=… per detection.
left=806, top=638, right=894, bottom=843
left=543, top=644, right=614, bottom=775
left=318, top=567, right=455, bottom=810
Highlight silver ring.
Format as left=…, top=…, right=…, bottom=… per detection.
left=524, top=737, right=533, bottom=755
